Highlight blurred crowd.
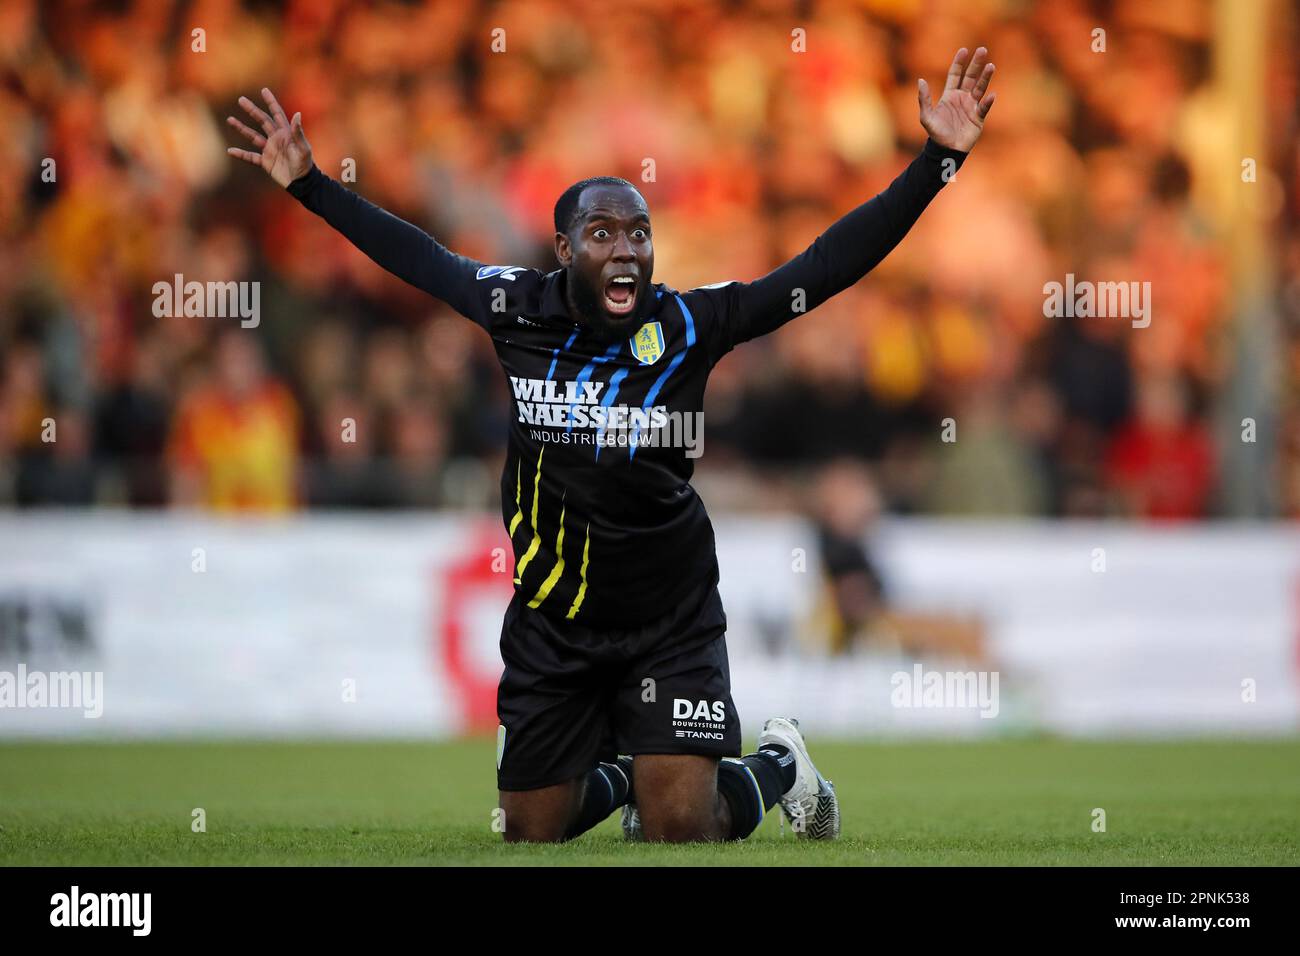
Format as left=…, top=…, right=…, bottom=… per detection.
left=1, top=0, right=1297, bottom=518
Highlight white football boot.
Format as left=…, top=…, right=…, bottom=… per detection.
left=757, top=716, right=840, bottom=839
left=611, top=756, right=643, bottom=841
left=620, top=802, right=643, bottom=841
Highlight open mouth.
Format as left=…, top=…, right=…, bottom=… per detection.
left=603, top=275, right=638, bottom=318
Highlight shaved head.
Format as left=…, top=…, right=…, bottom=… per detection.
left=554, top=176, right=645, bottom=236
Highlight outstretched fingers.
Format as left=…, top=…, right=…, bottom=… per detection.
left=226, top=115, right=266, bottom=148
left=960, top=47, right=988, bottom=93
left=971, top=62, right=995, bottom=102
left=238, top=95, right=276, bottom=136
left=227, top=147, right=263, bottom=166
left=943, top=48, right=969, bottom=92
left=261, top=87, right=290, bottom=129
left=978, top=90, right=997, bottom=119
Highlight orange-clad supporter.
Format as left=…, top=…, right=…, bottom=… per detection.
left=168, top=331, right=300, bottom=512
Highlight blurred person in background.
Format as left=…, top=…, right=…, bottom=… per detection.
left=808, top=458, right=888, bottom=655
left=1105, top=370, right=1215, bottom=519
left=304, top=390, right=392, bottom=509
left=927, top=383, right=1050, bottom=516
left=13, top=407, right=95, bottom=506
left=1, top=339, right=52, bottom=503
left=94, top=331, right=172, bottom=506
left=167, top=328, right=300, bottom=512
left=385, top=389, right=451, bottom=509
left=805, top=458, right=988, bottom=662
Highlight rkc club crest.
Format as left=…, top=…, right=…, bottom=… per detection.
left=629, top=321, right=665, bottom=365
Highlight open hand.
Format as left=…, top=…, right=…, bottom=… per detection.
left=227, top=87, right=314, bottom=188
left=918, top=47, right=996, bottom=152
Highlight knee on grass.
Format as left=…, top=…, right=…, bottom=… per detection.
left=639, top=803, right=724, bottom=843
left=501, top=818, right=569, bottom=843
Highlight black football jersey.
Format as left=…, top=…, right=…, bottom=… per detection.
left=287, top=138, right=966, bottom=626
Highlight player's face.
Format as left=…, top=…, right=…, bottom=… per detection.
left=557, top=184, right=654, bottom=338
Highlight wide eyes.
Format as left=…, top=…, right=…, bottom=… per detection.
left=591, top=227, right=650, bottom=241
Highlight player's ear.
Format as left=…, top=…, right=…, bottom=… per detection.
left=554, top=231, right=572, bottom=267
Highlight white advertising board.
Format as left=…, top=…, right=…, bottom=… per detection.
left=0, top=513, right=1295, bottom=738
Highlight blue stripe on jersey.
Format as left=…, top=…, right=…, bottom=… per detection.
left=628, top=293, right=695, bottom=459
left=676, top=293, right=697, bottom=348
left=593, top=367, right=630, bottom=460
left=566, top=341, right=622, bottom=433
left=545, top=329, right=580, bottom=382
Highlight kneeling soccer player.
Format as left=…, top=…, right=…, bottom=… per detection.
left=228, top=46, right=995, bottom=842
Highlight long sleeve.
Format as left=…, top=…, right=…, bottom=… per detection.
left=696, top=138, right=967, bottom=361
left=286, top=165, right=488, bottom=325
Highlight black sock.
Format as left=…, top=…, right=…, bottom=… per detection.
left=564, top=757, right=633, bottom=839
left=618, top=755, right=635, bottom=804
left=716, top=744, right=796, bottom=840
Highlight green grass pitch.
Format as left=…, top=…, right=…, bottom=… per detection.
left=1, top=737, right=1296, bottom=865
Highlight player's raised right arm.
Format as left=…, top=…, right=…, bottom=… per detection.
left=227, top=88, right=484, bottom=322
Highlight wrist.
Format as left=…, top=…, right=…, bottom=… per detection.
left=922, top=137, right=968, bottom=179
left=286, top=164, right=322, bottom=197
left=923, top=137, right=968, bottom=161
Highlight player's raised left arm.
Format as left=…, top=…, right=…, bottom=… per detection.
left=719, top=47, right=995, bottom=349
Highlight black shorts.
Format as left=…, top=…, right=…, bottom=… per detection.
left=495, top=582, right=742, bottom=791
